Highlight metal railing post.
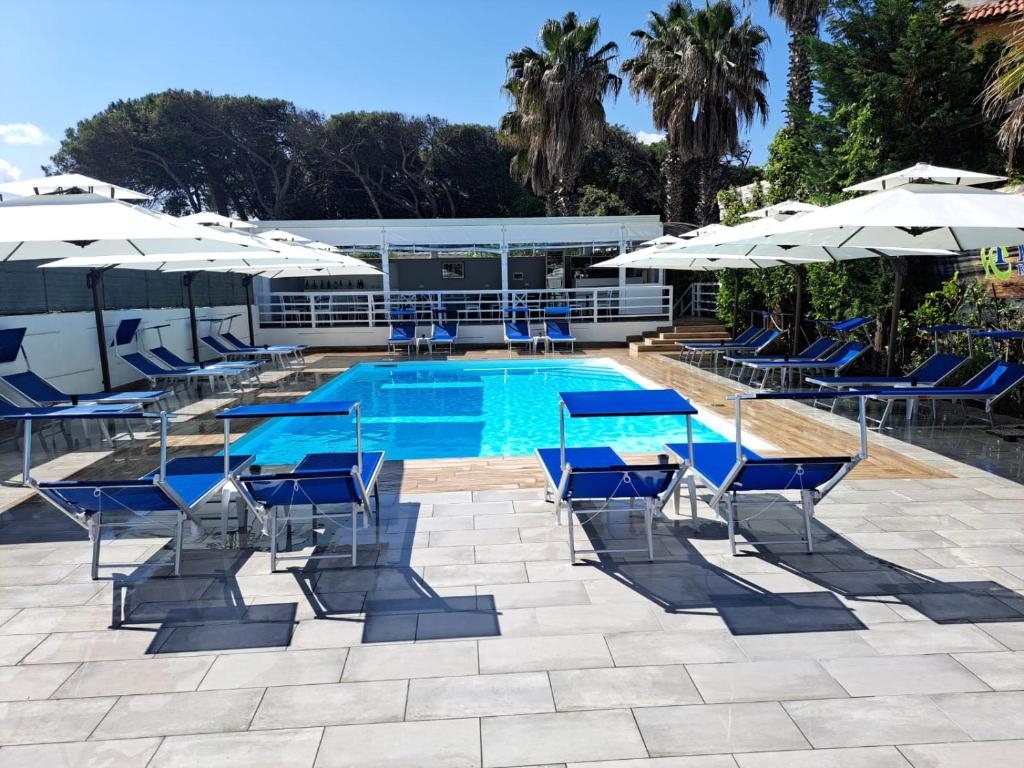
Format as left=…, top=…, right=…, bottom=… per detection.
left=309, top=295, right=317, bottom=329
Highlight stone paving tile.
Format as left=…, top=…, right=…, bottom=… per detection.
left=734, top=746, right=911, bottom=767
left=430, top=529, right=521, bottom=547
left=0, top=583, right=105, bottom=609
left=0, top=697, right=116, bottom=745
left=978, top=619, right=1024, bottom=650
left=569, top=757, right=738, bottom=768
left=606, top=630, right=746, bottom=666
left=479, top=634, right=612, bottom=674
left=149, top=728, right=323, bottom=768
left=783, top=695, right=971, bottom=748
left=732, top=630, right=878, bottom=661
left=0, top=662, right=78, bottom=701
left=481, top=581, right=591, bottom=610
left=0, top=634, right=45, bottom=665
left=550, top=665, right=701, bottom=710
left=290, top=615, right=415, bottom=649
left=407, top=671, right=554, bottom=719
left=686, top=659, right=847, bottom=703
left=316, top=718, right=481, bottom=768
left=475, top=542, right=570, bottom=564
left=857, top=622, right=1007, bottom=656
left=931, top=690, right=1024, bottom=740
left=482, top=709, right=648, bottom=767
left=22, top=628, right=158, bottom=664
left=821, top=654, right=990, bottom=696
left=0, top=737, right=161, bottom=768
left=91, top=688, right=264, bottom=740
left=897, top=739, right=1024, bottom=767
left=251, top=680, right=408, bottom=729
left=55, top=656, right=213, bottom=698
left=421, top=562, right=527, bottom=588
left=951, top=650, right=1024, bottom=690
left=0, top=605, right=122, bottom=635
left=634, top=702, right=809, bottom=757
left=535, top=603, right=663, bottom=635
left=342, top=639, right=477, bottom=680
left=199, top=648, right=348, bottom=690
left=919, top=546, right=1024, bottom=568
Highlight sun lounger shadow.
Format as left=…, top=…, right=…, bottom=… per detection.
left=283, top=499, right=501, bottom=643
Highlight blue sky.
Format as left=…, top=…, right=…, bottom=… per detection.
left=0, top=0, right=788, bottom=186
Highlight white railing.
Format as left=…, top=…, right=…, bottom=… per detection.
left=675, top=282, right=720, bottom=318
left=258, top=287, right=672, bottom=329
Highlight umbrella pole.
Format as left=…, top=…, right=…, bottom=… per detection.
left=183, top=272, right=201, bottom=366
left=731, top=270, right=740, bottom=333
left=791, top=265, right=805, bottom=356
left=885, top=256, right=907, bottom=377
left=243, top=276, right=256, bottom=346
left=86, top=269, right=112, bottom=393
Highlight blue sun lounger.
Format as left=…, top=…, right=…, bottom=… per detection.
left=219, top=401, right=385, bottom=571
left=806, top=352, right=969, bottom=426
left=724, top=337, right=838, bottom=382
left=535, top=389, right=694, bottom=563
left=666, top=390, right=869, bottom=555
left=677, top=325, right=762, bottom=363
left=740, top=340, right=869, bottom=389
left=866, top=360, right=1024, bottom=426
left=148, top=345, right=260, bottom=381
left=1, top=370, right=170, bottom=411
left=504, top=307, right=536, bottom=354
left=121, top=352, right=252, bottom=394
left=427, top=321, right=459, bottom=354
left=5, top=410, right=254, bottom=578
left=221, top=332, right=306, bottom=366
left=685, top=329, right=782, bottom=369
left=386, top=310, right=417, bottom=355
left=1, top=396, right=141, bottom=451
left=199, top=335, right=269, bottom=369
left=542, top=307, right=576, bottom=353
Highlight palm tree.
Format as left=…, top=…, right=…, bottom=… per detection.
left=624, top=1, right=769, bottom=223
left=500, top=12, right=621, bottom=216
left=983, top=16, right=1024, bottom=169
left=767, top=1, right=829, bottom=120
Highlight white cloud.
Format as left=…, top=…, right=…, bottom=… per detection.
left=0, top=123, right=53, bottom=145
left=0, top=159, right=22, bottom=183
left=635, top=131, right=666, bottom=145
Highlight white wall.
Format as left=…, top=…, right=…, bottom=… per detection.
left=0, top=305, right=246, bottom=395
left=255, top=319, right=663, bottom=349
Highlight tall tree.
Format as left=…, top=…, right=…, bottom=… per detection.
left=767, top=1, right=830, bottom=120
left=499, top=12, right=621, bottom=215
left=624, top=2, right=769, bottom=224
left=983, top=14, right=1024, bottom=169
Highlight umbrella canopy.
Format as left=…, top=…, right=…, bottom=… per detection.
left=0, top=173, right=152, bottom=201
left=640, top=234, right=686, bottom=247
left=741, top=200, right=820, bottom=218
left=844, top=163, right=1007, bottom=192
left=180, top=212, right=259, bottom=229
left=744, top=184, right=1024, bottom=251
left=184, top=263, right=381, bottom=279
left=1, top=194, right=272, bottom=262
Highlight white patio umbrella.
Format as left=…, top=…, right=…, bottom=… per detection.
left=1, top=193, right=275, bottom=387
left=737, top=182, right=1024, bottom=372
left=0, top=173, right=152, bottom=201
left=741, top=200, right=820, bottom=218
left=844, top=162, right=1007, bottom=192
left=179, top=211, right=259, bottom=229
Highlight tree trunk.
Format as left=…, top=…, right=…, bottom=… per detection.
left=551, top=180, right=577, bottom=216
left=662, top=149, right=684, bottom=223
left=695, top=157, right=719, bottom=226
left=786, top=15, right=817, bottom=124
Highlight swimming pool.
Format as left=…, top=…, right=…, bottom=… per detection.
left=231, top=358, right=729, bottom=463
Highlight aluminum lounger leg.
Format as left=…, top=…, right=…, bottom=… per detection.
left=174, top=513, right=183, bottom=575
left=801, top=489, right=815, bottom=554
left=686, top=474, right=698, bottom=523
left=726, top=494, right=737, bottom=556
left=351, top=502, right=358, bottom=566
left=90, top=514, right=101, bottom=581
left=645, top=500, right=655, bottom=561
left=566, top=500, right=576, bottom=563
left=270, top=509, right=278, bottom=572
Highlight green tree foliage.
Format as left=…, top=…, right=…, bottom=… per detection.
left=624, top=1, right=769, bottom=224
left=499, top=12, right=621, bottom=215
left=767, top=1, right=830, bottom=120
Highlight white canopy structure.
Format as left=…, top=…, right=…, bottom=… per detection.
left=0, top=173, right=152, bottom=201
left=844, top=162, right=1007, bottom=192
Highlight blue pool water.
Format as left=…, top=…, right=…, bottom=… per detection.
left=231, top=358, right=725, bottom=463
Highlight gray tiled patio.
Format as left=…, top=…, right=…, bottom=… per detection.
left=2, top=469, right=1024, bottom=767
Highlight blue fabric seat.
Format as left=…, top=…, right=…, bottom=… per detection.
left=724, top=337, right=838, bottom=381
left=680, top=329, right=781, bottom=368
left=678, top=325, right=760, bottom=349
left=222, top=332, right=305, bottom=355
left=386, top=322, right=416, bottom=354
left=35, top=454, right=253, bottom=578
left=740, top=341, right=869, bottom=388
left=2, top=370, right=169, bottom=409
left=504, top=315, right=534, bottom=353
left=149, top=346, right=255, bottom=374
left=199, top=337, right=264, bottom=368
left=427, top=322, right=459, bottom=354
left=665, top=441, right=854, bottom=554
left=121, top=352, right=250, bottom=393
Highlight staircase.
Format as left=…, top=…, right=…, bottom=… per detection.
left=628, top=316, right=730, bottom=357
